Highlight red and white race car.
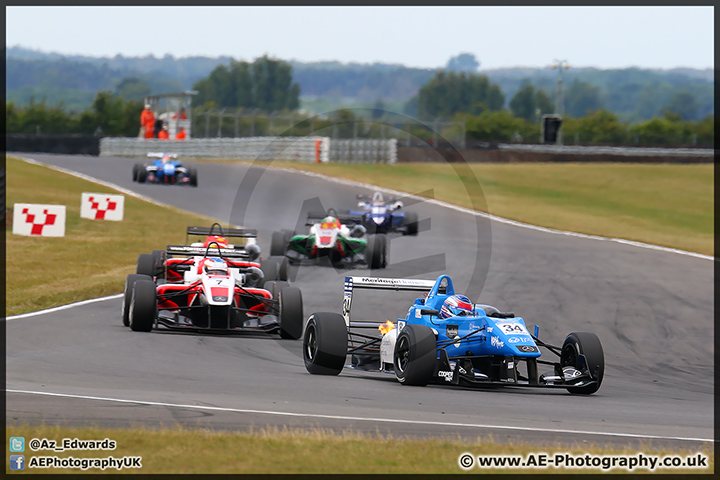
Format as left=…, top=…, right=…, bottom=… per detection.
left=122, top=225, right=301, bottom=338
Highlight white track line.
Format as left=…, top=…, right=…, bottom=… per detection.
left=18, top=156, right=171, bottom=208
left=264, top=165, right=713, bottom=261
left=5, top=295, right=123, bottom=321
left=6, top=389, right=713, bottom=444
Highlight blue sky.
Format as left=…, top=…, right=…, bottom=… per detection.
left=6, top=6, right=714, bottom=70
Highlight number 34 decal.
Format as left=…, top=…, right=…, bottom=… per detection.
left=496, top=322, right=529, bottom=335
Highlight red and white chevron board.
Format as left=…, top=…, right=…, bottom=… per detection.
left=12, top=203, right=66, bottom=237
left=80, top=193, right=124, bottom=221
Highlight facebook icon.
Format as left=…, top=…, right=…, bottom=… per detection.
left=10, top=454, right=25, bottom=470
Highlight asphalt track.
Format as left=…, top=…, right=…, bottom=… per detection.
left=6, top=153, right=714, bottom=451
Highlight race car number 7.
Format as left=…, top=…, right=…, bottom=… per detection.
left=496, top=322, right=529, bottom=335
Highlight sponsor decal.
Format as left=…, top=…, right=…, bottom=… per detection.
left=517, top=345, right=538, bottom=353
left=490, top=336, right=504, bottom=348
left=415, top=309, right=421, bottom=318
left=446, top=325, right=459, bottom=337
left=12, top=203, right=66, bottom=237
left=496, top=322, right=529, bottom=336
left=80, top=193, right=124, bottom=221
left=397, top=320, right=406, bottom=331
left=486, top=326, right=493, bottom=333
left=438, top=370, right=453, bottom=382
left=507, top=336, right=532, bottom=344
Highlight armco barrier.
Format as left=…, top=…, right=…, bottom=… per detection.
left=100, top=137, right=329, bottom=162
left=6, top=134, right=101, bottom=156
left=397, top=145, right=714, bottom=164
left=100, top=137, right=398, bottom=163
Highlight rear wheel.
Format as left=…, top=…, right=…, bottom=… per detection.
left=151, top=250, right=166, bottom=279
left=405, top=211, right=419, bottom=236
left=367, top=234, right=387, bottom=269
left=561, top=332, right=604, bottom=395
left=394, top=324, right=437, bottom=386
left=132, top=163, right=142, bottom=181
left=260, top=257, right=280, bottom=285
left=263, top=281, right=289, bottom=298
left=189, top=168, right=198, bottom=187
left=129, top=279, right=157, bottom=332
left=278, top=287, right=303, bottom=339
left=303, top=312, right=347, bottom=375
left=136, top=253, right=155, bottom=276
left=137, top=168, right=147, bottom=183
left=271, top=231, right=289, bottom=256
left=122, top=274, right=150, bottom=326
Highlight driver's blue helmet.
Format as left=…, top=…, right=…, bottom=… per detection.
left=439, top=294, right=474, bottom=319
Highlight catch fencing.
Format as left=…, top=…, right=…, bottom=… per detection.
left=99, top=137, right=398, bottom=164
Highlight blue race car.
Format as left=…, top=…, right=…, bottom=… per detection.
left=302, top=275, right=604, bottom=394
left=133, top=152, right=198, bottom=186
left=347, top=192, right=418, bottom=235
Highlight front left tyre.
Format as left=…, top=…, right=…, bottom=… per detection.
left=129, top=279, right=157, bottom=332
left=122, top=274, right=151, bottom=326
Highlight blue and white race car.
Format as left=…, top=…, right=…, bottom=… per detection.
left=347, top=192, right=418, bottom=235
left=133, top=152, right=198, bottom=186
left=302, top=275, right=604, bottom=394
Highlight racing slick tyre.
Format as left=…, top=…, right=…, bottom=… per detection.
left=122, top=274, right=151, bottom=327
left=263, top=281, right=290, bottom=298
left=129, top=279, right=157, bottom=332
left=303, top=312, right=348, bottom=375
left=367, top=234, right=388, bottom=269
left=561, top=332, right=604, bottom=395
left=137, top=168, right=147, bottom=183
left=394, top=324, right=437, bottom=386
left=278, top=286, right=303, bottom=339
left=405, top=211, right=419, bottom=236
left=277, top=255, right=289, bottom=281
left=189, top=168, right=198, bottom=187
left=136, top=253, right=155, bottom=277
left=132, top=163, right=142, bottom=182
left=270, top=231, right=289, bottom=256
left=260, top=257, right=281, bottom=285
left=151, top=250, right=167, bottom=279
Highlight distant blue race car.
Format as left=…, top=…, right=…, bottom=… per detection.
left=133, top=152, right=198, bottom=186
left=302, top=275, right=604, bottom=394
left=347, top=192, right=418, bottom=235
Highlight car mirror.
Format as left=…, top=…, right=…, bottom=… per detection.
left=420, top=308, right=439, bottom=316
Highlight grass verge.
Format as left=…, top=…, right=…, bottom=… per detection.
left=219, top=160, right=713, bottom=256
left=5, top=156, right=227, bottom=316
left=5, top=423, right=713, bottom=474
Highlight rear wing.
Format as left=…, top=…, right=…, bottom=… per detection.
left=342, top=276, right=436, bottom=326
left=166, top=244, right=251, bottom=259
left=186, top=226, right=258, bottom=238
left=147, top=152, right=178, bottom=158
left=306, top=213, right=363, bottom=227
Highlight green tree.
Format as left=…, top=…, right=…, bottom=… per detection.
left=192, top=56, right=300, bottom=112
left=114, top=77, right=151, bottom=101
left=417, top=71, right=505, bottom=119
left=662, top=91, right=698, bottom=121
left=571, top=110, right=629, bottom=145
left=565, top=80, right=603, bottom=117
left=509, top=84, right=554, bottom=122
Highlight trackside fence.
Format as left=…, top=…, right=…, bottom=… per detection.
left=99, top=137, right=398, bottom=164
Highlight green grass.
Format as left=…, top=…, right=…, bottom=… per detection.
left=4, top=157, right=715, bottom=474
left=5, top=156, right=229, bottom=316
left=5, top=423, right=713, bottom=474
left=229, top=161, right=713, bottom=256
